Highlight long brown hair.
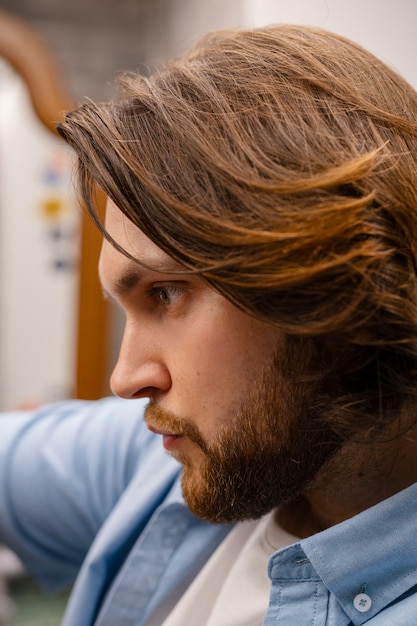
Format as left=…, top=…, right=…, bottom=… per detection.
left=58, top=24, right=417, bottom=438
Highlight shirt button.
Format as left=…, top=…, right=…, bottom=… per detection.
left=353, top=592, right=372, bottom=612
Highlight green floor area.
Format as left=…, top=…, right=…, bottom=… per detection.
left=8, top=577, right=69, bottom=626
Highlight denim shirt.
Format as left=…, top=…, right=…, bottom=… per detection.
left=0, top=397, right=416, bottom=625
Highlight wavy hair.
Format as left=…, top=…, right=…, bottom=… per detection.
left=58, top=24, right=417, bottom=438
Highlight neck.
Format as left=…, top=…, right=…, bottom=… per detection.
left=277, top=414, right=417, bottom=539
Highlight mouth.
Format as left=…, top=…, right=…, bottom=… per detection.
left=147, top=424, right=184, bottom=451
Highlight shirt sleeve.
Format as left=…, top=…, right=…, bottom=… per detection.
left=0, top=396, right=175, bottom=588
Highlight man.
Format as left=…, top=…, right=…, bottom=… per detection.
left=2, top=23, right=417, bottom=624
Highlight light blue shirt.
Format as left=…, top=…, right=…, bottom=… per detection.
left=0, top=397, right=416, bottom=625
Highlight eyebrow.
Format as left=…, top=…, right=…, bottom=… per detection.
left=112, top=268, right=143, bottom=298
left=107, top=257, right=187, bottom=299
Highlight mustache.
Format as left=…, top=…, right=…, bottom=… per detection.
left=144, top=402, right=209, bottom=453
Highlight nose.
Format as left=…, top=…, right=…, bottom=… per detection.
left=110, top=322, right=172, bottom=399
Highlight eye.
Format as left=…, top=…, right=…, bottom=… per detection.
left=154, top=284, right=185, bottom=307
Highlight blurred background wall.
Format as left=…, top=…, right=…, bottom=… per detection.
left=1, top=0, right=416, bottom=100
left=0, top=0, right=244, bottom=101
left=0, top=0, right=416, bottom=411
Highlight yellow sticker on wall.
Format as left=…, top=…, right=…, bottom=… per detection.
left=40, top=196, right=65, bottom=220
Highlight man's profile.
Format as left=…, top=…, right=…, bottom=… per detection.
left=1, top=23, right=417, bottom=625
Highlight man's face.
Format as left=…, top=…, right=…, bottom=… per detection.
left=100, top=200, right=339, bottom=523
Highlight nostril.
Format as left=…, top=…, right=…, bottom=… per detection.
left=131, top=387, right=159, bottom=399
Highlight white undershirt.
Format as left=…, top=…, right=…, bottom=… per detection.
left=161, top=512, right=299, bottom=626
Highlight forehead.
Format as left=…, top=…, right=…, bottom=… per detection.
left=99, top=198, right=186, bottom=286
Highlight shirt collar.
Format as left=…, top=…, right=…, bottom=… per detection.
left=298, top=481, right=417, bottom=623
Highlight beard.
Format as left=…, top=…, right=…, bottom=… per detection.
left=145, top=336, right=342, bottom=524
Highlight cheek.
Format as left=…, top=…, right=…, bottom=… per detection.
left=167, top=311, right=279, bottom=416
left=172, top=320, right=246, bottom=388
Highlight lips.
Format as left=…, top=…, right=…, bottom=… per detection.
left=147, top=424, right=184, bottom=451
left=162, top=434, right=183, bottom=450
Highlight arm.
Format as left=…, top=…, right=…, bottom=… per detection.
left=0, top=396, right=179, bottom=589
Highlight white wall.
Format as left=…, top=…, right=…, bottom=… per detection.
left=162, top=0, right=245, bottom=57
left=242, top=0, right=417, bottom=89
left=0, top=63, right=79, bottom=409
